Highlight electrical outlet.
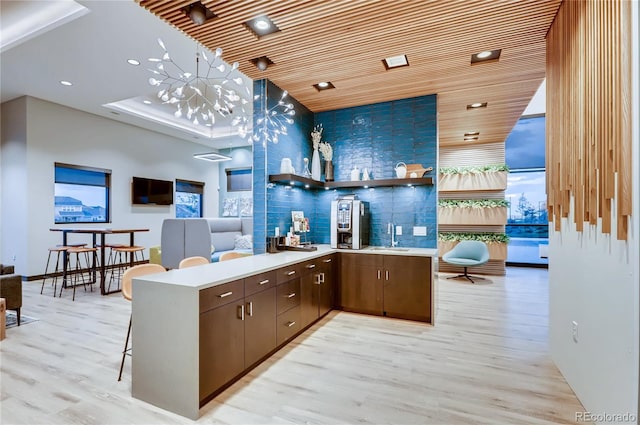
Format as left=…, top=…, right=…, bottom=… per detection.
left=12, top=254, right=16, bottom=262
left=413, top=226, right=427, bottom=236
left=571, top=321, right=578, bottom=343
left=396, top=226, right=402, bottom=236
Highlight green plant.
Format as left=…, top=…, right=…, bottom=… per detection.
left=438, top=199, right=509, bottom=209
left=438, top=164, right=510, bottom=175
left=438, top=232, right=510, bottom=244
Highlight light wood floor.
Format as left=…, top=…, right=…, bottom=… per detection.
left=1, top=268, right=588, bottom=424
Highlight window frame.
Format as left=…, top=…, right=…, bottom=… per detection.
left=54, top=162, right=112, bottom=224
left=175, top=179, right=205, bottom=218
left=225, top=167, right=252, bottom=192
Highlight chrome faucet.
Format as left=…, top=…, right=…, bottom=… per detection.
left=388, top=222, right=398, bottom=247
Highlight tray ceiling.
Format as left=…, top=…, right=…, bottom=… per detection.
left=137, top=0, right=560, bottom=147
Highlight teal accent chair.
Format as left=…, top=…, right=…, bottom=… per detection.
left=442, top=241, right=490, bottom=283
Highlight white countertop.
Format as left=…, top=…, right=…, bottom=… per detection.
left=135, top=244, right=437, bottom=290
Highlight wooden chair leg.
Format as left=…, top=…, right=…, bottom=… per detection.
left=118, top=315, right=132, bottom=381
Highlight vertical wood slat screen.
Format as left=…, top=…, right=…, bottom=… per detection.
left=546, top=0, right=632, bottom=240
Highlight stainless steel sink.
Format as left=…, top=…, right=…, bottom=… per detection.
left=368, top=247, right=410, bottom=252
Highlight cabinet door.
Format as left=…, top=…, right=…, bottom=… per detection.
left=318, top=255, right=336, bottom=317
left=300, top=271, right=319, bottom=328
left=244, top=287, right=277, bottom=368
left=199, top=301, right=245, bottom=400
left=383, top=255, right=431, bottom=322
left=339, top=253, right=383, bottom=315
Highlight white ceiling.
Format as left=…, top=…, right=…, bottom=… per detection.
left=0, top=0, right=253, bottom=149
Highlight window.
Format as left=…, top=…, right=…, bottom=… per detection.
left=54, top=163, right=111, bottom=223
left=176, top=179, right=204, bottom=218
left=225, top=167, right=252, bottom=192
left=504, top=114, right=548, bottom=265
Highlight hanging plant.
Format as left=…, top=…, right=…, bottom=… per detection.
left=438, top=199, right=510, bottom=209
left=438, top=164, right=510, bottom=175
left=438, top=232, right=510, bottom=244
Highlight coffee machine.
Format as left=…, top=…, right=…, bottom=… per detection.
left=330, top=196, right=370, bottom=249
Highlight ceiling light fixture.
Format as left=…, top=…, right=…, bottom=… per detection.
left=193, top=152, right=232, bottom=162
left=183, top=1, right=217, bottom=25
left=467, top=102, right=488, bottom=109
left=250, top=56, right=273, bottom=71
left=60, top=80, right=72, bottom=86
left=244, top=15, right=280, bottom=38
left=143, top=100, right=152, bottom=105
left=382, top=54, right=409, bottom=70
left=147, top=38, right=250, bottom=137
left=127, top=59, right=140, bottom=66
left=471, top=49, right=501, bottom=64
left=253, top=90, right=295, bottom=146
left=313, top=81, right=335, bottom=91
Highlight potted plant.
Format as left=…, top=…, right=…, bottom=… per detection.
left=438, top=199, right=509, bottom=225
left=438, top=164, right=509, bottom=191
left=438, top=232, right=510, bottom=260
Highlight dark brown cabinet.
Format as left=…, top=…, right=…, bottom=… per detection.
left=382, top=255, right=431, bottom=322
left=244, top=286, right=277, bottom=368
left=199, top=280, right=245, bottom=401
left=300, top=254, right=336, bottom=328
left=339, top=253, right=384, bottom=315
left=319, top=254, right=336, bottom=317
left=339, top=253, right=431, bottom=322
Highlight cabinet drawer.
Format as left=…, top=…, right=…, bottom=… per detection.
left=276, top=278, right=300, bottom=315
left=244, top=270, right=277, bottom=296
left=276, top=264, right=301, bottom=284
left=199, top=279, right=244, bottom=313
left=276, top=305, right=301, bottom=346
left=300, top=259, right=320, bottom=275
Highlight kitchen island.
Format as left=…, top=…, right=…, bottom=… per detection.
left=131, top=245, right=437, bottom=419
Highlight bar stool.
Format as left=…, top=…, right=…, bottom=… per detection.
left=118, top=263, right=166, bottom=381
left=41, top=246, right=70, bottom=297
left=109, top=246, right=145, bottom=293
left=61, top=246, right=98, bottom=301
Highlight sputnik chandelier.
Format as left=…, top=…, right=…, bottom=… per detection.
left=147, top=38, right=251, bottom=137
left=252, top=90, right=295, bottom=146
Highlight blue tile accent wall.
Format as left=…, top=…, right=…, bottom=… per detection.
left=253, top=79, right=437, bottom=250
left=252, top=80, right=267, bottom=254
left=315, top=95, right=438, bottom=248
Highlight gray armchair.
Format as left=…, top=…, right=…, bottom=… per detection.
left=0, top=264, right=22, bottom=325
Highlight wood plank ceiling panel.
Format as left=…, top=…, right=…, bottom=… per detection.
left=137, top=0, right=560, bottom=147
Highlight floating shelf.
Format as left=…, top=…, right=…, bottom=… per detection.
left=269, top=174, right=433, bottom=190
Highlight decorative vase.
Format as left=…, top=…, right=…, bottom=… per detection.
left=325, top=160, right=334, bottom=181
left=311, top=148, right=321, bottom=181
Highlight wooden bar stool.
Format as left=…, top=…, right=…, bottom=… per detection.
left=118, top=263, right=166, bottom=381
left=41, top=246, right=70, bottom=297
left=109, top=246, right=145, bottom=293
left=61, top=246, right=98, bottom=301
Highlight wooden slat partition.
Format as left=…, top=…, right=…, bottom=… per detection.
left=546, top=0, right=632, bottom=240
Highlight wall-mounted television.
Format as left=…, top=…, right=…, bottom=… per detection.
left=132, top=176, right=173, bottom=205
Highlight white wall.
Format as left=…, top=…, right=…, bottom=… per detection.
left=0, top=96, right=221, bottom=277
left=549, top=4, right=639, bottom=423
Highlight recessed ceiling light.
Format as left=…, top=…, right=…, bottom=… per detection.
left=313, top=81, right=335, bottom=91
left=471, top=49, right=501, bottom=64
left=182, top=1, right=217, bottom=25
left=60, top=80, right=72, bottom=86
left=143, top=100, right=152, bottom=105
left=467, top=102, right=488, bottom=109
left=244, top=15, right=280, bottom=38
left=193, top=152, right=232, bottom=162
left=382, top=54, right=409, bottom=70
left=255, top=19, right=270, bottom=30
left=127, top=59, right=140, bottom=66
left=250, top=56, right=274, bottom=71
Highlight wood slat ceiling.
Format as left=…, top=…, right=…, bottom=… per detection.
left=137, top=0, right=560, bottom=147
